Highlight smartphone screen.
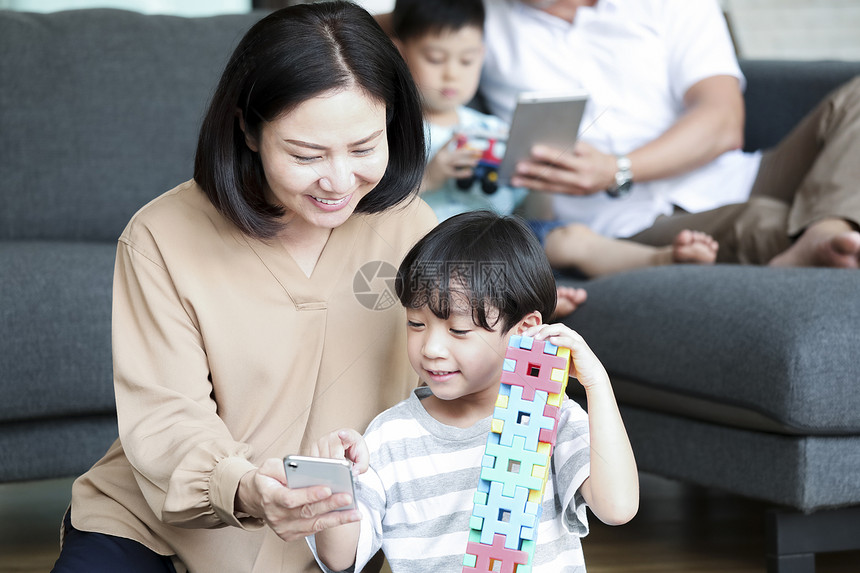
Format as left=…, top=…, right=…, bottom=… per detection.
left=283, top=455, right=356, bottom=511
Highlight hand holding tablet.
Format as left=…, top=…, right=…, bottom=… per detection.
left=497, top=90, right=589, bottom=184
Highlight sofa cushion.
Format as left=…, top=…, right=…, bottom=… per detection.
left=0, top=9, right=261, bottom=241
left=619, top=404, right=860, bottom=512
left=561, top=265, right=860, bottom=435
left=0, top=242, right=116, bottom=422
left=0, top=416, right=118, bottom=482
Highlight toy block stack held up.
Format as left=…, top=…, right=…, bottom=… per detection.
left=463, top=335, right=571, bottom=573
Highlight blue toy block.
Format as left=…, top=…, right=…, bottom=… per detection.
left=470, top=481, right=540, bottom=550
left=464, top=334, right=573, bottom=571
left=542, top=340, right=559, bottom=355
left=462, top=551, right=477, bottom=569
left=509, top=334, right=536, bottom=351
left=469, top=490, right=489, bottom=531
left=493, top=383, right=556, bottom=452
left=481, top=434, right=550, bottom=498
left=477, top=433, right=502, bottom=495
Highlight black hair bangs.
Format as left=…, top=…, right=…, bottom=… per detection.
left=397, top=257, right=511, bottom=331
left=396, top=211, right=557, bottom=333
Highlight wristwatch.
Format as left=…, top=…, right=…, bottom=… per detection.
left=606, top=155, right=633, bottom=198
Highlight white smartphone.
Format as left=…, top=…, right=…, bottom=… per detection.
left=283, top=455, right=356, bottom=511
left=497, top=90, right=589, bottom=183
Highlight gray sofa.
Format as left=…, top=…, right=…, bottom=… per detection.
left=0, top=9, right=262, bottom=482
left=560, top=61, right=860, bottom=572
left=0, top=8, right=858, bottom=573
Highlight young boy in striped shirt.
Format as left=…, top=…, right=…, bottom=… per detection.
left=310, top=211, right=638, bottom=572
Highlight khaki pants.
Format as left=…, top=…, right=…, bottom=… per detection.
left=629, top=76, right=860, bottom=264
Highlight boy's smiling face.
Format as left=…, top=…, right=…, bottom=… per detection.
left=405, top=292, right=518, bottom=410
left=397, top=25, right=485, bottom=124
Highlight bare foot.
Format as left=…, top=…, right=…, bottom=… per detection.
left=552, top=286, right=587, bottom=319
left=769, top=219, right=860, bottom=268
left=672, top=229, right=718, bottom=264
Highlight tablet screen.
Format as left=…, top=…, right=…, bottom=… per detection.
left=497, top=90, right=589, bottom=183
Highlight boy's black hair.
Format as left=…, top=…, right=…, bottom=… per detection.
left=392, top=0, right=485, bottom=42
left=396, top=211, right=557, bottom=333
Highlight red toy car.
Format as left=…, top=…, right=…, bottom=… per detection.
left=453, top=132, right=505, bottom=195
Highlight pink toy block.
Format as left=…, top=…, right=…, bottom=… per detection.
left=500, top=342, right=567, bottom=401
left=462, top=533, right=529, bottom=573
left=537, top=402, right=562, bottom=446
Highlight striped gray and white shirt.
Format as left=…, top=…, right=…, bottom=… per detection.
left=315, top=386, right=592, bottom=573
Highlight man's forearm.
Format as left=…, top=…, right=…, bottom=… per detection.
left=626, top=75, right=745, bottom=183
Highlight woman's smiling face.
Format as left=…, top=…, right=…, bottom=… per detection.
left=245, top=86, right=389, bottom=236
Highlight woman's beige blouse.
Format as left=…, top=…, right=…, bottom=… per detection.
left=69, top=180, right=436, bottom=572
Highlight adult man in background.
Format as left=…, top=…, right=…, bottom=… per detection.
left=481, top=0, right=860, bottom=268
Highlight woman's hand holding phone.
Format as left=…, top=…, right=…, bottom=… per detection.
left=232, top=429, right=368, bottom=542
left=233, top=457, right=359, bottom=542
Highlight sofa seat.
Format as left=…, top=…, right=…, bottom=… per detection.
left=560, top=265, right=860, bottom=513
left=563, top=265, right=860, bottom=436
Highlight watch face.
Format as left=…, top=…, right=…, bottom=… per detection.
left=607, top=155, right=633, bottom=198
left=607, top=176, right=632, bottom=198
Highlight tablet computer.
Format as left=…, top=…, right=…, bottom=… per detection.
left=497, top=90, right=589, bottom=183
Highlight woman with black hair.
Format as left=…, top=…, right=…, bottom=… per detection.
left=52, top=3, right=435, bottom=572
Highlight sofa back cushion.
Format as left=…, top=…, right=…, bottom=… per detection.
left=741, top=59, right=860, bottom=151
left=0, top=9, right=261, bottom=241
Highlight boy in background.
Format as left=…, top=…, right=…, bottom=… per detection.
left=392, top=0, right=527, bottom=221
left=309, top=211, right=639, bottom=572
left=391, top=0, right=589, bottom=315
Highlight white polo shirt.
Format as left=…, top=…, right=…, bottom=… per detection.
left=481, top=0, right=762, bottom=238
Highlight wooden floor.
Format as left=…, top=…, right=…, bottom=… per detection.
left=1, top=473, right=858, bottom=572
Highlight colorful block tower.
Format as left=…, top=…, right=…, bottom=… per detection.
left=463, top=335, right=571, bottom=573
